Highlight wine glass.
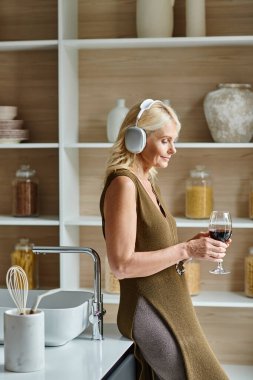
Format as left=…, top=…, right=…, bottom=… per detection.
left=208, top=211, right=232, bottom=275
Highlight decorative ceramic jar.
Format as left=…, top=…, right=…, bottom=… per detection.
left=4, top=309, right=45, bottom=372
left=186, top=0, right=206, bottom=37
left=203, top=84, right=253, bottom=143
left=136, top=0, right=175, bottom=38
left=106, top=99, right=129, bottom=143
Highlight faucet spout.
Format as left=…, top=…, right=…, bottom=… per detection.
left=32, top=246, right=104, bottom=340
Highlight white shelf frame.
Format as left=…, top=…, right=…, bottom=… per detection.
left=0, top=40, right=58, bottom=51
left=63, top=36, right=253, bottom=49
left=64, top=142, right=253, bottom=149
left=64, top=215, right=253, bottom=229
left=86, top=289, right=253, bottom=308
left=0, top=215, right=59, bottom=226
left=0, top=143, right=58, bottom=149
left=2, top=0, right=252, bottom=294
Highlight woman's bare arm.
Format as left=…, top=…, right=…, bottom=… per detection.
left=104, top=176, right=227, bottom=279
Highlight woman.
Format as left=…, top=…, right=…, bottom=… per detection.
left=100, top=99, right=229, bottom=380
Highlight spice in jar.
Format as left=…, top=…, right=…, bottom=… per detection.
left=105, top=257, right=120, bottom=294
left=185, top=165, right=213, bottom=219
left=249, top=180, right=253, bottom=219
left=245, top=247, right=253, bottom=297
left=184, top=260, right=200, bottom=296
left=11, top=238, right=38, bottom=289
left=12, top=164, right=39, bottom=217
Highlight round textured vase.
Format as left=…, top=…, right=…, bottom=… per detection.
left=203, top=84, right=253, bottom=143
left=136, top=0, right=175, bottom=38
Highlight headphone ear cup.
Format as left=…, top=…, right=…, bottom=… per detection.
left=125, top=127, right=146, bottom=154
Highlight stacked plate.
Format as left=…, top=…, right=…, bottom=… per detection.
left=0, top=106, right=29, bottom=144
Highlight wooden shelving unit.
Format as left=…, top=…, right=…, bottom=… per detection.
left=0, top=0, right=252, bottom=371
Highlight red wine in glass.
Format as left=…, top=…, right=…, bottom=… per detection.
left=209, top=211, right=232, bottom=275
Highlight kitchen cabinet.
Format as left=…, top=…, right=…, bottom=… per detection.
left=0, top=0, right=253, bottom=369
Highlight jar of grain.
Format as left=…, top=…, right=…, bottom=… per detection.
left=11, top=238, right=38, bottom=289
left=245, top=247, right=253, bottom=297
left=105, top=257, right=120, bottom=294
left=249, top=180, right=253, bottom=219
left=185, top=165, right=213, bottom=219
left=12, top=164, right=39, bottom=217
left=184, top=259, right=201, bottom=296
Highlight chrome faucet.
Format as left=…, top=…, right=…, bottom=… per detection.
left=32, top=246, right=105, bottom=340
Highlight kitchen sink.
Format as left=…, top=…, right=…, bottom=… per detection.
left=0, top=288, right=93, bottom=346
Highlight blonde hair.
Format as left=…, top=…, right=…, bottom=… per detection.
left=105, top=100, right=181, bottom=181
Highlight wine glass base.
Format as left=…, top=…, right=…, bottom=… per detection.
left=209, top=268, right=230, bottom=275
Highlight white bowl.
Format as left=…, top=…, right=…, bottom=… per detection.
left=0, top=106, right=18, bottom=120
left=0, top=289, right=93, bottom=346
left=0, top=120, right=24, bottom=130
left=0, top=129, right=29, bottom=144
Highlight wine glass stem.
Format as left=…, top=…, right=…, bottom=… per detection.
left=218, top=261, right=223, bottom=271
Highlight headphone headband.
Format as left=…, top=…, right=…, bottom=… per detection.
left=137, top=99, right=161, bottom=122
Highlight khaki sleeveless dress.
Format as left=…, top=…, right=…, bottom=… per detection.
left=100, top=169, right=228, bottom=380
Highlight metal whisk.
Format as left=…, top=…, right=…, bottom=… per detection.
left=6, top=265, right=29, bottom=315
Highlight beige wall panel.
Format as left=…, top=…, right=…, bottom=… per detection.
left=103, top=303, right=119, bottom=324
left=158, top=148, right=253, bottom=217
left=0, top=150, right=59, bottom=216
left=79, top=148, right=253, bottom=218
left=0, top=226, right=59, bottom=288
left=78, top=0, right=253, bottom=38
left=103, top=306, right=253, bottom=364
left=79, top=226, right=107, bottom=288
left=79, top=46, right=253, bottom=143
left=178, top=228, right=253, bottom=292
left=79, top=225, right=253, bottom=292
left=0, top=51, right=58, bottom=143
left=196, top=307, right=253, bottom=365
left=0, top=0, right=57, bottom=41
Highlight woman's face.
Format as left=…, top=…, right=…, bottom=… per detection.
left=140, top=122, right=178, bottom=169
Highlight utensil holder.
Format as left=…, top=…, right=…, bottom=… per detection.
left=4, top=309, right=45, bottom=372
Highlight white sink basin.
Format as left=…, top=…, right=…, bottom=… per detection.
left=0, top=288, right=93, bottom=346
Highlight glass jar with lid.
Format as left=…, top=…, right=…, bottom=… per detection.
left=12, top=164, right=39, bottom=217
left=249, top=180, right=253, bottom=219
left=184, top=259, right=201, bottom=296
left=185, top=165, right=213, bottom=219
left=245, top=247, right=253, bottom=298
left=11, top=238, right=38, bottom=289
left=104, top=257, right=120, bottom=294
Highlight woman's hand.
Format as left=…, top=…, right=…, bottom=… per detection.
left=186, top=235, right=229, bottom=263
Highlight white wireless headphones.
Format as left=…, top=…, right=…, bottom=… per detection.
left=125, top=99, right=161, bottom=154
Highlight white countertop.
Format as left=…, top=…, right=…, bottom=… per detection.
left=0, top=324, right=133, bottom=380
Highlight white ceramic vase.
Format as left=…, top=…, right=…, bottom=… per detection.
left=203, top=84, right=253, bottom=143
left=186, top=0, right=206, bottom=37
left=106, top=99, right=129, bottom=143
left=4, top=309, right=45, bottom=372
left=136, top=0, right=175, bottom=38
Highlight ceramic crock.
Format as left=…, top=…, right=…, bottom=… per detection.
left=203, top=83, right=253, bottom=143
